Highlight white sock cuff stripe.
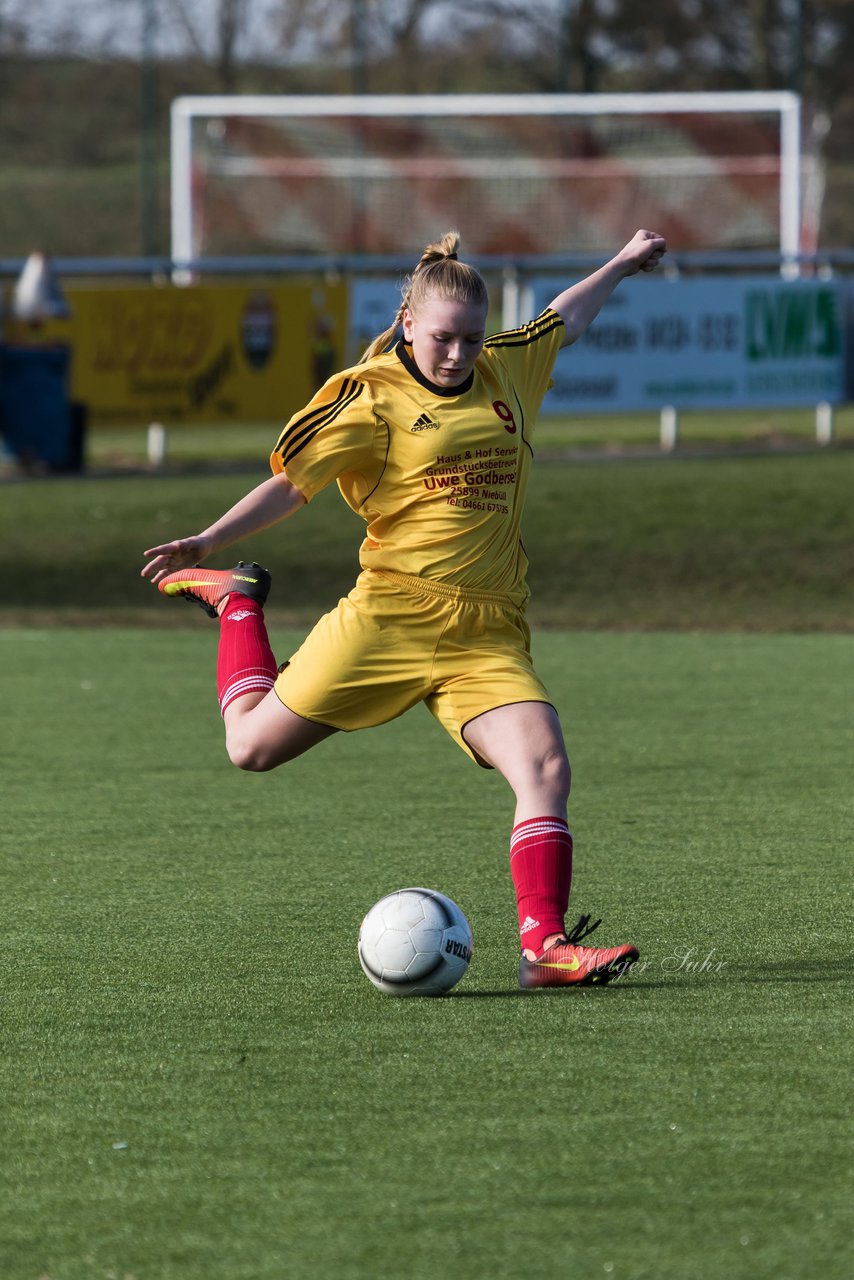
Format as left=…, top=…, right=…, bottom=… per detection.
left=510, top=819, right=572, bottom=853
left=219, top=671, right=276, bottom=714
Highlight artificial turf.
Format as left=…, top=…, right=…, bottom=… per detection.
left=1, top=627, right=850, bottom=1279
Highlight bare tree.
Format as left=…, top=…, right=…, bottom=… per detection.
left=167, top=0, right=252, bottom=85
left=160, top=0, right=291, bottom=84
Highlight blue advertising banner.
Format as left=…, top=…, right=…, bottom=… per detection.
left=531, top=275, right=845, bottom=412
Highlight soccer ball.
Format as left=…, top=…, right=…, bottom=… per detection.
left=358, top=888, right=473, bottom=996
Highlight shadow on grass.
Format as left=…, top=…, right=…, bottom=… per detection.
left=451, top=958, right=852, bottom=998
left=725, top=959, right=853, bottom=985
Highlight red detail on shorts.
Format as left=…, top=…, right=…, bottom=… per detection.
left=510, top=817, right=573, bottom=957
left=217, top=595, right=277, bottom=715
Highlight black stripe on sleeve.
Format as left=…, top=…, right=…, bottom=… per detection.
left=484, top=309, right=564, bottom=350
left=273, top=379, right=365, bottom=467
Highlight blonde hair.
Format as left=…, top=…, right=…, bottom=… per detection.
left=358, top=230, right=489, bottom=363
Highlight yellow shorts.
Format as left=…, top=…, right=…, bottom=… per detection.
left=274, top=568, right=553, bottom=765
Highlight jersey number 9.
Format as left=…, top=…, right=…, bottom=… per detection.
left=492, top=400, right=517, bottom=434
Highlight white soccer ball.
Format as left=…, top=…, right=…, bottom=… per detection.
left=358, top=887, right=473, bottom=996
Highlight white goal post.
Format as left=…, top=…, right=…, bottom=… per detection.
left=170, top=91, right=803, bottom=266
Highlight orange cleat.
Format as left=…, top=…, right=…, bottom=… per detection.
left=518, top=915, right=639, bottom=988
left=157, top=561, right=271, bottom=617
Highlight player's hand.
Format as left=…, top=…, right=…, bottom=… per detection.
left=141, top=536, right=211, bottom=585
left=619, top=229, right=667, bottom=276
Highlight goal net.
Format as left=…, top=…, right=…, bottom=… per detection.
left=171, top=92, right=805, bottom=264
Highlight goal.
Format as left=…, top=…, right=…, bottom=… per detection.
left=170, top=92, right=805, bottom=265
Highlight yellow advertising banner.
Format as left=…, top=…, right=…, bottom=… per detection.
left=65, top=280, right=348, bottom=425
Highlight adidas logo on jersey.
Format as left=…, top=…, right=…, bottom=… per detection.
left=410, top=413, right=441, bottom=433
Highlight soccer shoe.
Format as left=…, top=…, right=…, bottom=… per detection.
left=518, top=914, right=639, bottom=989
left=157, top=561, right=271, bottom=617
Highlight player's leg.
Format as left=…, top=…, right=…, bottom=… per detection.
left=215, top=581, right=338, bottom=769
left=464, top=700, right=639, bottom=985
left=173, top=564, right=443, bottom=772
left=428, top=601, right=575, bottom=965
left=462, top=699, right=571, bottom=824
left=463, top=700, right=572, bottom=954
left=222, top=689, right=337, bottom=772
left=155, top=562, right=338, bottom=770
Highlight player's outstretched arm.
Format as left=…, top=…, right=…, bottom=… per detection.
left=549, top=229, right=667, bottom=348
left=141, top=471, right=306, bottom=586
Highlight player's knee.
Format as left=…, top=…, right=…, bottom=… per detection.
left=226, top=733, right=278, bottom=773
left=540, top=747, right=571, bottom=804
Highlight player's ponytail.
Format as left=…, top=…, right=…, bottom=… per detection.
left=358, top=230, right=488, bottom=363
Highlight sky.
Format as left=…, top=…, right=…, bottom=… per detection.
left=3, top=0, right=554, bottom=64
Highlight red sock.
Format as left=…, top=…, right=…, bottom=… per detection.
left=216, top=595, right=278, bottom=716
left=510, top=817, right=573, bottom=957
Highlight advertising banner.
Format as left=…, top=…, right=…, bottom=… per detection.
left=530, top=275, right=845, bottom=412
left=67, top=281, right=348, bottom=425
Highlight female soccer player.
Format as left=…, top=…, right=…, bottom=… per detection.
left=142, top=227, right=666, bottom=988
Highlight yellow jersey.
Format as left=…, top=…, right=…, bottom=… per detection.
left=270, top=309, right=565, bottom=600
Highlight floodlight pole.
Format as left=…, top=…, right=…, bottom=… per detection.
left=140, top=0, right=159, bottom=256
left=556, top=0, right=573, bottom=92
left=351, top=0, right=369, bottom=96
left=349, top=0, right=369, bottom=252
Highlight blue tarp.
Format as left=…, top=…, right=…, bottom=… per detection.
left=0, top=344, right=81, bottom=471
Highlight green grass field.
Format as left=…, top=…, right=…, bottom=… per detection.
left=1, top=450, right=852, bottom=1278
left=2, top=448, right=853, bottom=631
left=0, top=628, right=851, bottom=1279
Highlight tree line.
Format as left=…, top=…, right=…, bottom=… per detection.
left=2, top=1, right=851, bottom=105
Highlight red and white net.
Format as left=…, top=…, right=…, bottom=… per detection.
left=187, top=107, right=798, bottom=258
